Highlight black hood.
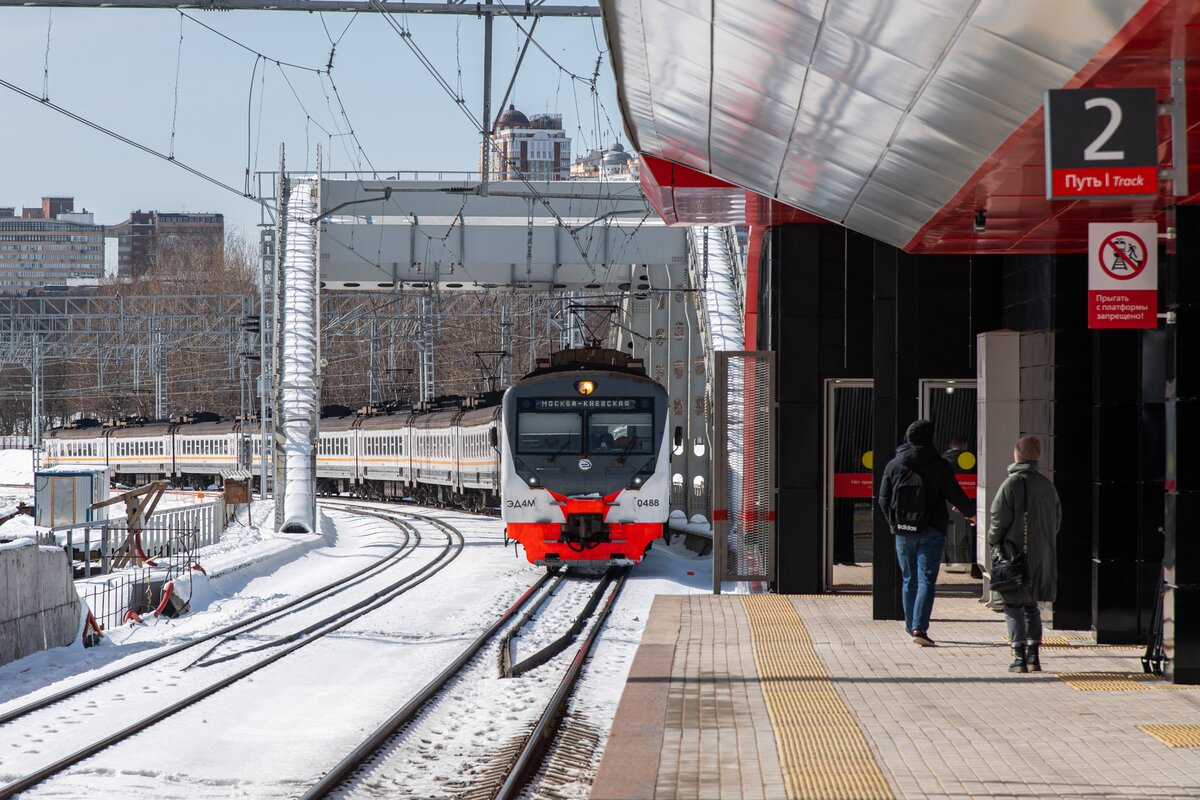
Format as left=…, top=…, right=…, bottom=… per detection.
left=904, top=419, right=935, bottom=448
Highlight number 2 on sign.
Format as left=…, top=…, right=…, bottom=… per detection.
left=1083, top=97, right=1125, bottom=161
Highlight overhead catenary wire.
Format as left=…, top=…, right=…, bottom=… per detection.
left=169, top=13, right=184, bottom=159
left=366, top=0, right=603, bottom=279
left=0, top=74, right=262, bottom=204
left=41, top=10, right=52, bottom=101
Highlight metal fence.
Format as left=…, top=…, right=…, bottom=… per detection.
left=77, top=566, right=193, bottom=633
left=0, top=435, right=31, bottom=449
left=62, top=502, right=221, bottom=633
left=52, top=501, right=222, bottom=579
left=713, top=351, right=775, bottom=592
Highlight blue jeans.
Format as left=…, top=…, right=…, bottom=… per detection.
left=895, top=528, right=945, bottom=634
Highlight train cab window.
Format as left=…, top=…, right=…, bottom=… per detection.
left=589, top=413, right=654, bottom=456
left=516, top=412, right=583, bottom=455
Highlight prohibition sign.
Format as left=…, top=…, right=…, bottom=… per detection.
left=1098, top=230, right=1148, bottom=280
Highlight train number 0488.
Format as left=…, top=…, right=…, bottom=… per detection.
left=637, top=498, right=660, bottom=508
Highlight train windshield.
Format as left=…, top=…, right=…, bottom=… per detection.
left=588, top=413, right=654, bottom=456
left=516, top=412, right=583, bottom=455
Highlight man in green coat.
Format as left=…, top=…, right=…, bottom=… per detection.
left=987, top=435, right=1061, bottom=673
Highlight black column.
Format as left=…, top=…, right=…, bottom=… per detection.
left=1165, top=205, right=1200, bottom=683
left=1092, top=329, right=1166, bottom=643
left=871, top=242, right=916, bottom=620
left=771, top=225, right=823, bottom=593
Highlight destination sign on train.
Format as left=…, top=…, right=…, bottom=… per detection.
left=532, top=398, right=639, bottom=410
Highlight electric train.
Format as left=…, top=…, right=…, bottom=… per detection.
left=41, top=347, right=674, bottom=566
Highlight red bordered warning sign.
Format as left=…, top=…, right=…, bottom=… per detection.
left=1098, top=230, right=1148, bottom=281
left=1088, top=222, right=1157, bottom=329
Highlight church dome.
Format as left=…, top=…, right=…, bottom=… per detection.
left=496, top=104, right=529, bottom=129
left=603, top=142, right=632, bottom=166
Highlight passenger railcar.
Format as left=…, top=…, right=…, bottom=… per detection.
left=173, top=417, right=240, bottom=485
left=40, top=348, right=674, bottom=568
left=315, top=411, right=358, bottom=494
left=43, top=420, right=107, bottom=468
left=106, top=421, right=174, bottom=483
left=355, top=410, right=411, bottom=498
left=500, top=347, right=673, bottom=568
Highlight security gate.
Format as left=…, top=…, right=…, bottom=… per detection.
left=712, top=351, right=775, bottom=592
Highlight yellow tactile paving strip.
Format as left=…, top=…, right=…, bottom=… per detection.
left=1139, top=725, right=1200, bottom=747
left=741, top=594, right=894, bottom=800
left=1003, top=634, right=1139, bottom=649
left=1057, top=672, right=1155, bottom=691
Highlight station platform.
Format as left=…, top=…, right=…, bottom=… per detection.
left=592, top=593, right=1200, bottom=800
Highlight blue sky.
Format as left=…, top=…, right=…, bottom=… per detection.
left=0, top=4, right=623, bottom=243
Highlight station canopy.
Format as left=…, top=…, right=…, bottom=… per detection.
left=600, top=0, right=1200, bottom=253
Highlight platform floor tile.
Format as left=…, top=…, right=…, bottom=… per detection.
left=593, top=593, right=1200, bottom=799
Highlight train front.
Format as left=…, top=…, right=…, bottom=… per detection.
left=501, top=352, right=670, bottom=568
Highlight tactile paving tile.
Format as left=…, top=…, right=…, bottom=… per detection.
left=1138, top=724, right=1200, bottom=747
left=1057, top=672, right=1154, bottom=691
left=1003, top=634, right=1140, bottom=649
left=741, top=594, right=894, bottom=800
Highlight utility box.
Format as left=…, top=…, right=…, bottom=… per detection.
left=34, top=466, right=110, bottom=529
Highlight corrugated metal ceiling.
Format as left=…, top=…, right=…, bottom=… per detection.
left=602, top=0, right=1149, bottom=250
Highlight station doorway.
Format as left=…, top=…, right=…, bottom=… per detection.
left=824, top=379, right=982, bottom=592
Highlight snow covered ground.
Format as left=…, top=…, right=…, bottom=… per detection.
left=0, top=498, right=712, bottom=798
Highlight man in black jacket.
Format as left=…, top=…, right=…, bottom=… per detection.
left=878, top=420, right=976, bottom=646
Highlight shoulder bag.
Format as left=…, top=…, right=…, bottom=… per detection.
left=990, top=476, right=1029, bottom=593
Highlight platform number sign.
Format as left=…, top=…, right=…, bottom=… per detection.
left=1088, top=222, right=1157, bottom=329
left=1045, top=88, right=1159, bottom=199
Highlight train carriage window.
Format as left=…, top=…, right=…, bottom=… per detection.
left=516, top=412, right=583, bottom=455
left=589, top=413, right=654, bottom=455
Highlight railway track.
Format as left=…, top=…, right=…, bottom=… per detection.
left=302, top=565, right=629, bottom=800
left=0, top=506, right=462, bottom=799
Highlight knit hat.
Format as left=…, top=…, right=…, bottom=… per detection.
left=1015, top=435, right=1042, bottom=462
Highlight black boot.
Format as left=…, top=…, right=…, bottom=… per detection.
left=1026, top=642, right=1041, bottom=673
left=1008, top=643, right=1027, bottom=673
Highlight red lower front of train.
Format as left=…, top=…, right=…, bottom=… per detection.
left=506, top=491, right=664, bottom=565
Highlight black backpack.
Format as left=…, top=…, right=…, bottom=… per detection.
left=889, top=463, right=928, bottom=534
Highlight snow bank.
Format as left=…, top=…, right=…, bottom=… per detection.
left=0, top=449, right=32, bottom=486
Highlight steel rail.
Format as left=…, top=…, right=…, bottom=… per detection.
left=0, top=507, right=413, bottom=727
left=499, top=570, right=561, bottom=677
left=494, top=566, right=629, bottom=800
left=299, top=568, right=561, bottom=800
left=0, top=508, right=464, bottom=800
left=184, top=515, right=427, bottom=667
left=502, top=567, right=616, bottom=677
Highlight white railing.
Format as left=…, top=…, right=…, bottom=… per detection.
left=0, top=435, right=31, bottom=449
left=51, top=500, right=223, bottom=578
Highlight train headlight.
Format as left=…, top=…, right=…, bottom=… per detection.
left=575, top=380, right=596, bottom=396
left=528, top=475, right=539, bottom=487
left=632, top=476, right=643, bottom=487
